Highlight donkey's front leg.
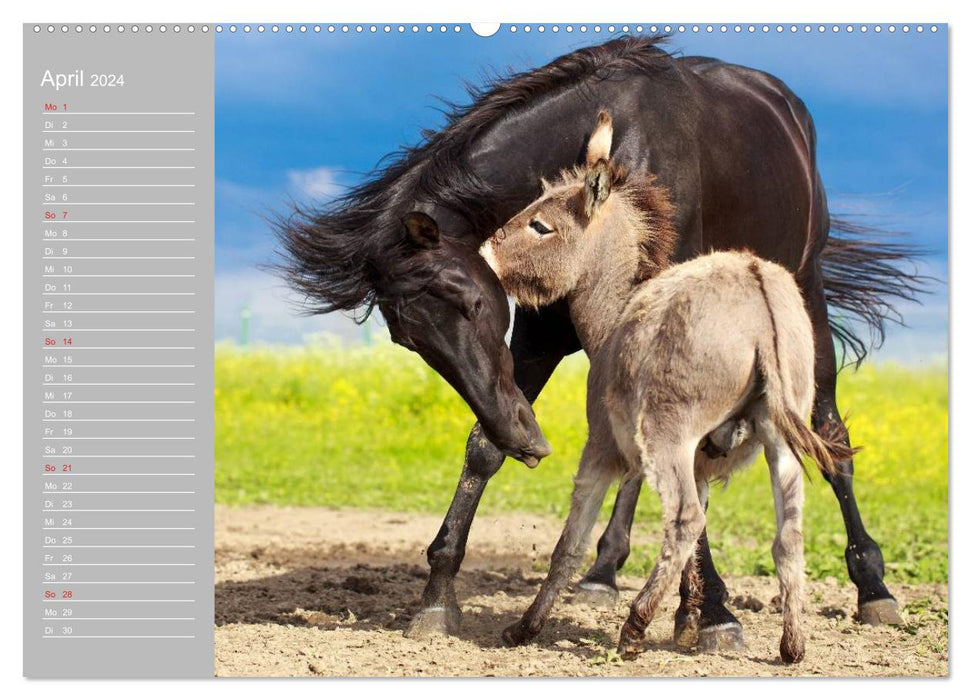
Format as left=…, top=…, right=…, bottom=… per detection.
left=503, top=443, right=616, bottom=646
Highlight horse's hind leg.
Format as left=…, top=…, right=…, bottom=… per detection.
left=763, top=433, right=807, bottom=663
left=673, top=483, right=746, bottom=652
left=618, top=442, right=706, bottom=660
left=502, top=440, right=616, bottom=646
left=804, top=266, right=900, bottom=624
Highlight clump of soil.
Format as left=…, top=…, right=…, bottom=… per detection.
left=215, top=505, right=948, bottom=677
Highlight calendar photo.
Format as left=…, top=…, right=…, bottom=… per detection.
left=22, top=17, right=949, bottom=681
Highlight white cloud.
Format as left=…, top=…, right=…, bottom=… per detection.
left=286, top=167, right=344, bottom=200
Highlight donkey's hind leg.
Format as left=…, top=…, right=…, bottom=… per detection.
left=502, top=440, right=617, bottom=646
left=618, top=441, right=706, bottom=660
left=764, top=431, right=807, bottom=663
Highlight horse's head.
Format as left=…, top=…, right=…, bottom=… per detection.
left=375, top=211, right=552, bottom=467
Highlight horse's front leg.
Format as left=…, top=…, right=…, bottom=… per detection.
left=405, top=424, right=505, bottom=637
left=673, top=525, right=745, bottom=651
left=406, top=305, right=575, bottom=638
left=575, top=475, right=641, bottom=604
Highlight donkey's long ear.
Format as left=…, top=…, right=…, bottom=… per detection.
left=585, top=110, right=613, bottom=167
left=584, top=159, right=612, bottom=217
left=402, top=211, right=440, bottom=249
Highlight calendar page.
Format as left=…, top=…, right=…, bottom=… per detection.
left=22, top=20, right=948, bottom=679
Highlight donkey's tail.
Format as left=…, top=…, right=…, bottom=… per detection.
left=821, top=217, right=930, bottom=368
left=755, top=347, right=857, bottom=477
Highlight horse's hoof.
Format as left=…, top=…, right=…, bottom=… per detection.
left=697, top=622, right=746, bottom=652
left=573, top=581, right=619, bottom=607
left=501, top=621, right=535, bottom=647
left=404, top=605, right=461, bottom=639
left=858, top=598, right=903, bottom=626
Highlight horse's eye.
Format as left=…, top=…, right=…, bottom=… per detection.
left=529, top=220, right=554, bottom=235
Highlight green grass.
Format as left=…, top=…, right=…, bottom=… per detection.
left=215, top=341, right=948, bottom=584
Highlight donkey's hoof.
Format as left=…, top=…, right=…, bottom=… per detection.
left=858, top=598, right=903, bottom=626
left=501, top=620, right=537, bottom=647
left=672, top=611, right=700, bottom=649
left=780, top=633, right=805, bottom=664
left=617, top=623, right=647, bottom=661
left=405, top=605, right=461, bottom=639
left=573, top=581, right=619, bottom=607
left=697, top=622, right=746, bottom=653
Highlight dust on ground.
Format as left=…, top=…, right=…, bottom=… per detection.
left=214, top=505, right=948, bottom=678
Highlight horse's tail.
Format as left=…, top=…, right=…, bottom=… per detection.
left=820, top=217, right=930, bottom=368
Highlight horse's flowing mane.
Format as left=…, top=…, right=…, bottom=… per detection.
left=274, top=35, right=674, bottom=319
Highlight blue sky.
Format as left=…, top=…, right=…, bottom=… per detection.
left=214, top=25, right=947, bottom=364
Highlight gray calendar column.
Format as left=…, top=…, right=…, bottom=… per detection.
left=23, top=24, right=215, bottom=678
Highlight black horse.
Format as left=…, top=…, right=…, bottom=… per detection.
left=277, top=36, right=923, bottom=647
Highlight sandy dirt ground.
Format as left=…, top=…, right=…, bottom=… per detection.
left=214, top=505, right=948, bottom=678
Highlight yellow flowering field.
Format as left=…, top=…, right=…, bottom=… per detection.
left=215, top=342, right=948, bottom=583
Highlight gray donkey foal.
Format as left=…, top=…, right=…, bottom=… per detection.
left=481, top=112, right=853, bottom=664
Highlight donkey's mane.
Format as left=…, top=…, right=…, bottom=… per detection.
left=546, top=163, right=678, bottom=285
left=275, top=35, right=675, bottom=319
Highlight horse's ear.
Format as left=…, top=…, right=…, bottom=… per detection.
left=402, top=211, right=440, bottom=249
left=585, top=110, right=613, bottom=167
left=584, top=159, right=612, bottom=217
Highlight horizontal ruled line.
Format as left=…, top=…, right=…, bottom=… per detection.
left=41, top=600, right=194, bottom=603
left=43, top=293, right=196, bottom=296
left=41, top=238, right=197, bottom=242
left=40, top=329, right=196, bottom=332
left=42, top=364, right=194, bottom=367
left=39, top=581, right=196, bottom=585
left=43, top=510, right=196, bottom=517
left=38, top=455, right=195, bottom=458
left=43, top=401, right=196, bottom=405
left=42, top=166, right=196, bottom=170
left=44, top=258, right=195, bottom=263
left=43, top=274, right=196, bottom=278
left=42, top=635, right=196, bottom=639
left=42, top=382, right=196, bottom=385
left=43, top=545, right=196, bottom=549
left=41, top=202, right=195, bottom=205
left=41, top=221, right=196, bottom=224
left=42, top=309, right=196, bottom=312
left=41, top=524, right=195, bottom=532
left=41, top=473, right=197, bottom=476
left=41, top=111, right=196, bottom=115
left=40, top=346, right=196, bottom=349
left=42, top=562, right=196, bottom=565
left=43, top=148, right=196, bottom=152
left=43, top=184, right=196, bottom=187
left=42, top=437, right=195, bottom=440
left=43, top=418, right=196, bottom=422
left=43, top=130, right=196, bottom=133
left=43, top=618, right=197, bottom=621
left=43, top=491, right=195, bottom=494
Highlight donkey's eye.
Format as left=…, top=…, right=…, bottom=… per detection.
left=529, top=220, right=554, bottom=235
